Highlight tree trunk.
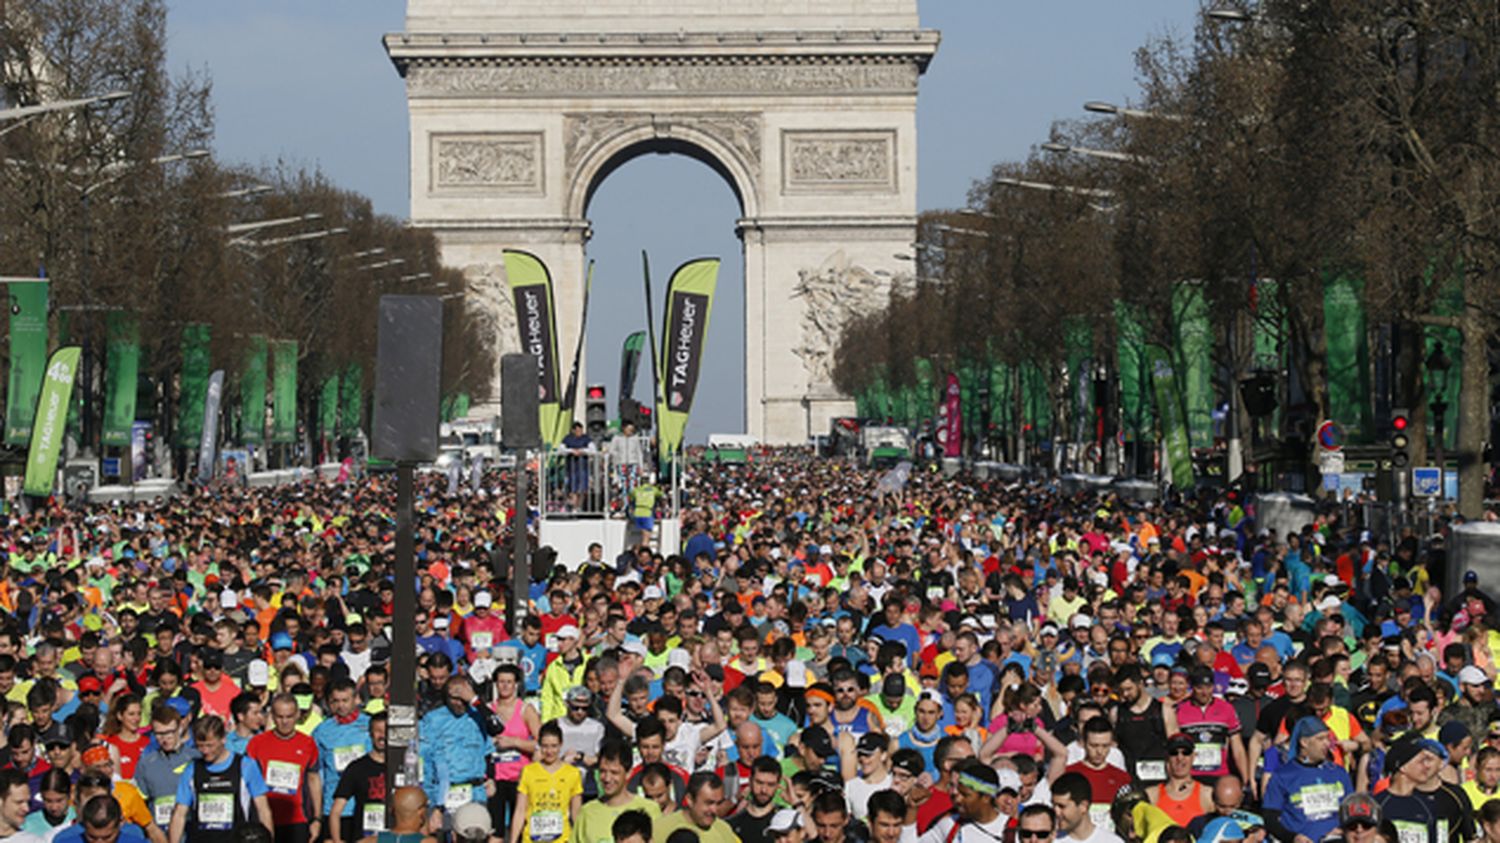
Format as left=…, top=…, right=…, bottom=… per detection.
left=1457, top=301, right=1488, bottom=517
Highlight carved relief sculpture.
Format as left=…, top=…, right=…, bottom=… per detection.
left=793, top=251, right=899, bottom=388
left=432, top=133, right=543, bottom=192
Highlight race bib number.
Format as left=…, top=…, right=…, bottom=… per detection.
left=529, top=810, right=564, bottom=841
left=445, top=784, right=473, bottom=812
left=1193, top=743, right=1223, bottom=770
left=1090, top=805, right=1114, bottom=834
left=1136, top=759, right=1166, bottom=781
left=265, top=760, right=301, bottom=794
left=198, top=793, right=234, bottom=829
left=153, top=797, right=176, bottom=827
left=362, top=804, right=386, bottom=834
left=472, top=632, right=494, bottom=650
left=334, top=745, right=363, bottom=772
left=884, top=716, right=908, bottom=736
left=1298, top=783, right=1342, bottom=819
left=497, top=750, right=523, bottom=764
left=1393, top=820, right=1426, bottom=843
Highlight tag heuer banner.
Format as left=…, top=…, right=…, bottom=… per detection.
left=177, top=324, right=211, bottom=446
left=4, top=282, right=49, bottom=445
left=24, top=347, right=80, bottom=496
left=502, top=250, right=563, bottom=447
left=271, top=340, right=298, bottom=444
left=619, top=331, right=646, bottom=404
left=240, top=335, right=267, bottom=444
left=657, top=258, right=720, bottom=458
left=197, top=370, right=224, bottom=484
left=1148, top=344, right=1195, bottom=490
left=102, top=313, right=139, bottom=447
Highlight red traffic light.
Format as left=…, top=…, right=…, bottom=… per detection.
left=639, top=406, right=651, bottom=417
left=1392, top=415, right=1409, bottom=431
left=586, top=386, right=605, bottom=400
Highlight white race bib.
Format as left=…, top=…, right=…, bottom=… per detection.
left=1193, top=743, right=1223, bottom=770
left=362, top=803, right=386, bottom=834
left=153, top=797, right=176, bottom=828
left=198, top=793, right=234, bottom=829
left=529, top=810, right=564, bottom=841
left=1090, top=805, right=1115, bottom=835
left=334, top=745, right=363, bottom=772
left=444, top=784, right=473, bottom=812
left=472, top=632, right=494, bottom=650
left=265, top=760, right=300, bottom=794
left=1298, top=782, right=1342, bottom=819
left=1394, top=820, right=1426, bottom=843
left=1136, top=760, right=1166, bottom=781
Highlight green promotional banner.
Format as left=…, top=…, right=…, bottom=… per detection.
left=1148, top=344, right=1195, bottom=489
left=1021, top=361, right=1050, bottom=440
left=1115, top=303, right=1153, bottom=443
left=319, top=374, right=339, bottom=437
left=914, top=358, right=937, bottom=424
left=240, top=336, right=267, bottom=444
left=4, top=282, right=49, bottom=445
left=339, top=364, right=362, bottom=436
left=657, top=258, right=721, bottom=458
left=101, top=313, right=139, bottom=447
left=1172, top=283, right=1214, bottom=449
left=1064, top=319, right=1093, bottom=439
left=452, top=393, right=470, bottom=420
left=271, top=340, right=298, bottom=444
left=503, top=250, right=564, bottom=447
left=23, top=346, right=80, bottom=496
left=1324, top=276, right=1371, bottom=439
left=177, top=324, right=211, bottom=446
left=991, top=361, right=1014, bottom=435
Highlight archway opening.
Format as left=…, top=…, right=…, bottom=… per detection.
left=584, top=150, right=746, bottom=441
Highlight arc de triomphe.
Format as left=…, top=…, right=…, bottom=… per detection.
left=385, top=1, right=938, bottom=444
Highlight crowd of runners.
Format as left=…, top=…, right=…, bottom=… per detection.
left=0, top=448, right=1489, bottom=843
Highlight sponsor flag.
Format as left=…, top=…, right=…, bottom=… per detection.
left=339, top=364, right=363, bottom=436
left=178, top=324, right=211, bottom=446
left=1115, top=303, right=1152, bottom=444
left=1172, top=283, right=1214, bottom=449
left=23, top=347, right=80, bottom=496
left=502, top=250, right=563, bottom=447
left=4, top=281, right=48, bottom=445
left=657, top=257, right=720, bottom=458
left=270, top=340, right=298, bottom=444
left=1148, top=344, right=1195, bottom=489
left=319, top=374, right=339, bottom=440
left=937, top=372, right=962, bottom=458
left=197, top=370, right=225, bottom=484
left=1324, top=275, right=1371, bottom=439
left=240, top=336, right=267, bottom=444
left=102, top=313, right=139, bottom=447
left=619, top=330, right=647, bottom=407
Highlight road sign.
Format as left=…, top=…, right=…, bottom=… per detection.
left=1318, top=450, right=1345, bottom=475
left=1317, top=420, right=1345, bottom=451
left=1412, top=466, right=1442, bottom=497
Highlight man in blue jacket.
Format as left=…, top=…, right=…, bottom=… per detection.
left=1262, top=717, right=1352, bottom=843
left=312, top=678, right=370, bottom=842
left=419, top=675, right=498, bottom=818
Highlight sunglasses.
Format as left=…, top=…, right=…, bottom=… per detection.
left=1344, top=821, right=1376, bottom=831
left=1018, top=831, right=1054, bottom=840
left=1169, top=748, right=1194, bottom=757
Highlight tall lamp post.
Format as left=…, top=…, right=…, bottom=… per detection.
left=1426, top=343, right=1452, bottom=493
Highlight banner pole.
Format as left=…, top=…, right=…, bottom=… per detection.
left=557, top=261, right=593, bottom=443
left=642, top=252, right=663, bottom=468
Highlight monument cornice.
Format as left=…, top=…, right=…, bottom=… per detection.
left=385, top=30, right=939, bottom=72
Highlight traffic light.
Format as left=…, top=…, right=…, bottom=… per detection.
left=1390, top=410, right=1411, bottom=468
left=619, top=398, right=653, bottom=432
left=585, top=384, right=608, bottom=442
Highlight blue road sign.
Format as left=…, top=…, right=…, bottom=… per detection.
left=101, top=457, right=121, bottom=477
left=1412, top=466, right=1441, bottom=497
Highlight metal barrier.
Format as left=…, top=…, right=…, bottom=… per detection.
left=537, top=436, right=667, bottom=518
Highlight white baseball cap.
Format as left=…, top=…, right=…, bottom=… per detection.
left=474, top=591, right=493, bottom=608
left=555, top=624, right=581, bottom=640
left=219, top=590, right=238, bottom=609
left=643, top=585, right=664, bottom=600
left=247, top=660, right=269, bottom=687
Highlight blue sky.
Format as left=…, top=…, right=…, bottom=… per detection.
left=167, top=1, right=1199, bottom=441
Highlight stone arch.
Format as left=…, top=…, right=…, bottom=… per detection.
left=386, top=2, right=938, bottom=443
left=563, top=113, right=762, bottom=221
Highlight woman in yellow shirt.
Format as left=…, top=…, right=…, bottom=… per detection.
left=511, top=721, right=583, bottom=843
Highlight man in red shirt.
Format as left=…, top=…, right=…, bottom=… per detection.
left=1065, top=716, right=1134, bottom=836
left=191, top=652, right=240, bottom=722
left=462, top=591, right=508, bottom=662
left=247, top=693, right=322, bottom=843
